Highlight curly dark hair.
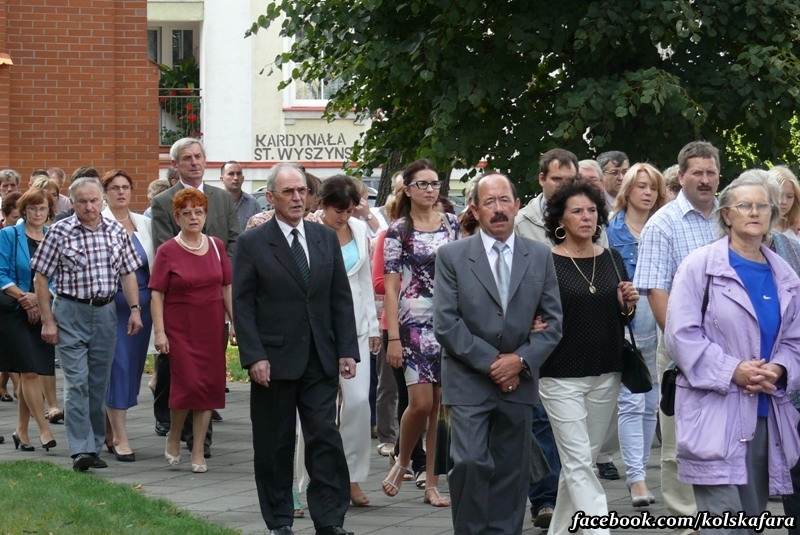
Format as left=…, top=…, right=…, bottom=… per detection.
left=544, top=178, right=609, bottom=244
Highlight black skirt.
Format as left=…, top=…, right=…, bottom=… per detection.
left=0, top=303, right=55, bottom=375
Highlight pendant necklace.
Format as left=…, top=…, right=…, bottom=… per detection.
left=566, top=248, right=597, bottom=294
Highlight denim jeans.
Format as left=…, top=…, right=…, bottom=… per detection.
left=528, top=402, right=561, bottom=514
left=618, top=296, right=659, bottom=485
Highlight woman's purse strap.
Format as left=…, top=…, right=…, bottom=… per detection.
left=209, top=235, right=221, bottom=262
left=607, top=248, right=638, bottom=349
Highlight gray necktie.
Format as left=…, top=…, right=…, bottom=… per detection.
left=492, top=240, right=509, bottom=311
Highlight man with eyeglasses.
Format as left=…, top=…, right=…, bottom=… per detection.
left=233, top=163, right=358, bottom=535
left=633, top=140, right=721, bottom=532
left=149, top=137, right=240, bottom=452
left=597, top=151, right=630, bottom=210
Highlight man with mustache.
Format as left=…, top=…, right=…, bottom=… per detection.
left=633, top=140, right=721, bottom=531
left=435, top=172, right=563, bottom=534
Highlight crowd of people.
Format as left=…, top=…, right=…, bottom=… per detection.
left=0, top=137, right=800, bottom=535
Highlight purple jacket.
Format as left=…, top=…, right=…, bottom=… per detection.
left=666, top=237, right=800, bottom=494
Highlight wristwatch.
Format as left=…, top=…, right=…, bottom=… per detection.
left=130, top=304, right=141, bottom=311
left=364, top=214, right=374, bottom=221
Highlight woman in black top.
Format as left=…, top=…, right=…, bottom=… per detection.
left=539, top=179, right=638, bottom=534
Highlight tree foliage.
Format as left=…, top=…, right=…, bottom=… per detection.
left=248, top=0, right=800, bottom=197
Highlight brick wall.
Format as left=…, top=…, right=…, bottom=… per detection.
left=0, top=0, right=159, bottom=210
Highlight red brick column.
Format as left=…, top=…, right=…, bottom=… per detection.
left=5, top=0, right=158, bottom=210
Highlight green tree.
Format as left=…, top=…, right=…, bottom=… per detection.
left=249, top=0, right=800, bottom=199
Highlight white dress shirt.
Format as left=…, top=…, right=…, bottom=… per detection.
left=179, top=179, right=204, bottom=193
left=276, top=217, right=309, bottom=264
left=479, top=229, right=514, bottom=288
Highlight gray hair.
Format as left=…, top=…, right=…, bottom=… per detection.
left=578, top=159, right=603, bottom=177
left=169, top=137, right=205, bottom=162
left=596, top=151, right=629, bottom=170
left=265, top=163, right=306, bottom=192
left=68, top=176, right=103, bottom=202
left=717, top=169, right=780, bottom=239
left=0, top=168, right=20, bottom=185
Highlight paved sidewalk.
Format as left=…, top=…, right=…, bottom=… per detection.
left=0, top=373, right=788, bottom=534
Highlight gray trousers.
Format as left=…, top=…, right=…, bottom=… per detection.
left=694, top=418, right=769, bottom=535
left=375, top=335, right=398, bottom=444
left=54, top=297, right=117, bottom=457
left=449, top=399, right=532, bottom=535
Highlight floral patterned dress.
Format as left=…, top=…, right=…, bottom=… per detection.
left=384, top=213, right=459, bottom=385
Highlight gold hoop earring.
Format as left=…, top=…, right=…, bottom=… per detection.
left=554, top=225, right=566, bottom=240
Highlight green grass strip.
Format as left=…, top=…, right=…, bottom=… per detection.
left=0, top=461, right=239, bottom=534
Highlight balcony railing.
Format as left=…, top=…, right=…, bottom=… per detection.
left=158, top=87, right=201, bottom=146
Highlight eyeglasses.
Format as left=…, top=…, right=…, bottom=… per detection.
left=603, top=169, right=628, bottom=177
left=279, top=187, right=308, bottom=196
left=729, top=202, right=772, bottom=215
left=409, top=181, right=441, bottom=191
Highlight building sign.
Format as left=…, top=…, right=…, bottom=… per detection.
left=254, top=133, right=354, bottom=161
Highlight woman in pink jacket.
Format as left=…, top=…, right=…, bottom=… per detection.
left=666, top=170, right=800, bottom=529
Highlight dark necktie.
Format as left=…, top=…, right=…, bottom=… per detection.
left=290, top=228, right=310, bottom=285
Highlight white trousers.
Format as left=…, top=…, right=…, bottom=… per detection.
left=338, top=333, right=372, bottom=482
left=540, top=373, right=621, bottom=535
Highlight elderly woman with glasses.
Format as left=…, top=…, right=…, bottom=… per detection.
left=666, top=170, right=800, bottom=531
left=100, top=170, right=154, bottom=462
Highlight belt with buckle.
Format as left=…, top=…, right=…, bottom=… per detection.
left=57, top=293, right=114, bottom=307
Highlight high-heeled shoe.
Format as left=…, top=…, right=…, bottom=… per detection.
left=40, top=438, right=57, bottom=452
left=164, top=446, right=181, bottom=466
left=191, top=463, right=207, bottom=473
left=12, top=432, right=34, bottom=452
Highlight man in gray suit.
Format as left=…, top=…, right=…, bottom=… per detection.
left=434, top=172, right=562, bottom=534
left=149, top=137, right=241, bottom=447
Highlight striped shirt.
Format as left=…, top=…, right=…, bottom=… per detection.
left=31, top=214, right=142, bottom=299
left=633, top=190, right=718, bottom=293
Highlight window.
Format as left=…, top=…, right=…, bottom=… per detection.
left=148, top=28, right=162, bottom=63
left=172, top=29, right=194, bottom=65
left=283, top=32, right=343, bottom=107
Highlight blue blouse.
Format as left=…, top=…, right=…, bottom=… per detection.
left=729, top=249, right=780, bottom=418
left=341, top=239, right=359, bottom=273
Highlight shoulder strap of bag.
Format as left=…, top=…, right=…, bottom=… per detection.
left=701, top=274, right=711, bottom=321
left=209, top=235, right=221, bottom=262
left=607, top=248, right=638, bottom=348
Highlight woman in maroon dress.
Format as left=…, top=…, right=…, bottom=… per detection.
left=149, top=188, right=233, bottom=473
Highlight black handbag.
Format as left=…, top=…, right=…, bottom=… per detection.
left=660, top=275, right=711, bottom=416
left=608, top=250, right=653, bottom=394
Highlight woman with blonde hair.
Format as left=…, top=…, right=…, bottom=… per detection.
left=608, top=163, right=666, bottom=506
left=768, top=165, right=800, bottom=240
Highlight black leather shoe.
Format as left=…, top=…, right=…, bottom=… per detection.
left=155, top=421, right=170, bottom=436
left=211, top=409, right=223, bottom=422
left=596, top=461, right=620, bottom=480
left=532, top=506, right=553, bottom=528
left=316, top=527, right=353, bottom=535
left=269, top=527, right=294, bottom=535
left=92, top=456, right=108, bottom=469
left=72, top=453, right=94, bottom=472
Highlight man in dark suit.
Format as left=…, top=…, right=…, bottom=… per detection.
left=434, top=172, right=563, bottom=534
left=233, top=163, right=359, bottom=535
left=149, top=137, right=240, bottom=446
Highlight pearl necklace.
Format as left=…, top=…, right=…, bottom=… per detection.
left=176, top=232, right=205, bottom=251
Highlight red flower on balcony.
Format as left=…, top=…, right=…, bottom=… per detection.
left=187, top=113, right=198, bottom=123
left=185, top=102, right=193, bottom=112
left=169, top=90, right=177, bottom=96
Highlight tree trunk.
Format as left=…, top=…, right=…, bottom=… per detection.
left=376, top=151, right=403, bottom=206
left=439, top=165, right=452, bottom=198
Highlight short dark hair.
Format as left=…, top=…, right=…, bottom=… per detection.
left=319, top=174, right=361, bottom=210
left=101, top=169, right=134, bottom=191
left=305, top=172, right=322, bottom=197
left=30, top=168, right=49, bottom=179
left=678, top=141, right=720, bottom=174
left=539, top=149, right=579, bottom=177
left=470, top=170, right=518, bottom=205
left=70, top=166, right=100, bottom=183
left=544, top=178, right=609, bottom=244
left=596, top=151, right=629, bottom=170
left=1, top=191, right=21, bottom=217
left=220, top=161, right=240, bottom=174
